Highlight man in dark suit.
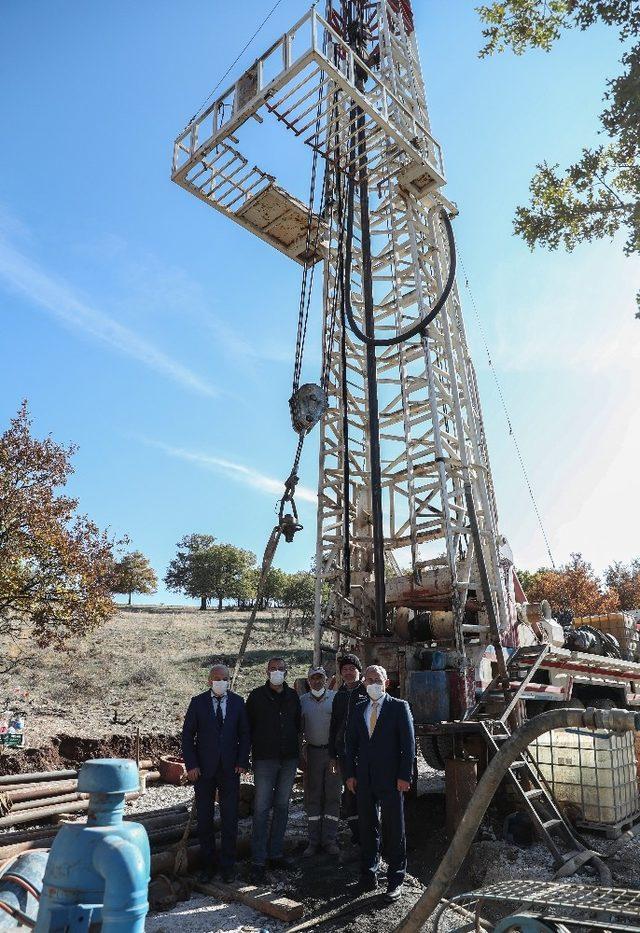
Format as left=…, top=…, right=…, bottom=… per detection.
left=345, top=664, right=415, bottom=903
left=182, top=662, right=250, bottom=883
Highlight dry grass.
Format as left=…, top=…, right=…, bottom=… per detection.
left=11, top=608, right=314, bottom=745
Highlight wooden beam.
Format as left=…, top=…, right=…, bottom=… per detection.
left=194, top=880, right=304, bottom=923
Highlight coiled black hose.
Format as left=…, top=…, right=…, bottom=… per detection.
left=343, top=206, right=456, bottom=347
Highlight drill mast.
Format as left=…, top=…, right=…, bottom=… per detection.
left=172, top=0, right=518, bottom=711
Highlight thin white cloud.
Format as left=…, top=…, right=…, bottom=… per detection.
left=0, top=237, right=218, bottom=397
left=148, top=439, right=317, bottom=503
left=472, top=242, right=640, bottom=375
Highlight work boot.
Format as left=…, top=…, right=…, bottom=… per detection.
left=322, top=819, right=339, bottom=855
left=197, top=865, right=218, bottom=884
left=303, top=841, right=319, bottom=857
left=384, top=882, right=403, bottom=904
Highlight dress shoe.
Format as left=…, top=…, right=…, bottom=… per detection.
left=384, top=883, right=403, bottom=904
left=268, top=855, right=295, bottom=870
left=355, top=873, right=378, bottom=894
left=221, top=868, right=236, bottom=884
left=197, top=866, right=218, bottom=884
left=250, top=864, right=266, bottom=885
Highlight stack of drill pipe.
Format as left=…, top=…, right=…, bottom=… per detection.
left=0, top=803, right=193, bottom=859
left=0, top=760, right=154, bottom=791
left=0, top=770, right=159, bottom=806
left=0, top=765, right=159, bottom=830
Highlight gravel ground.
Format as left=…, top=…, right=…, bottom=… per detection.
left=146, top=893, right=286, bottom=933
left=129, top=782, right=195, bottom=814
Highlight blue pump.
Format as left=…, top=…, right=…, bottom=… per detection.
left=0, top=850, right=49, bottom=928
left=34, top=758, right=150, bottom=932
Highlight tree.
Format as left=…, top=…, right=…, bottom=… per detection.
left=165, top=534, right=217, bottom=610
left=242, top=566, right=288, bottom=609
left=522, top=552, right=619, bottom=616
left=111, top=551, right=158, bottom=606
left=605, top=558, right=640, bottom=609
left=0, top=401, right=118, bottom=653
left=281, top=571, right=318, bottom=631
left=209, top=544, right=256, bottom=611
left=515, top=567, right=543, bottom=596
left=165, top=536, right=256, bottom=610
left=478, top=1, right=640, bottom=312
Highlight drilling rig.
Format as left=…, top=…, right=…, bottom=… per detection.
left=172, top=0, right=640, bottom=782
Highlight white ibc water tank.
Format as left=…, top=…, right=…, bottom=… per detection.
left=529, top=728, right=639, bottom=828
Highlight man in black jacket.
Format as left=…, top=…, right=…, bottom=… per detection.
left=246, top=656, right=301, bottom=883
left=328, top=653, right=367, bottom=846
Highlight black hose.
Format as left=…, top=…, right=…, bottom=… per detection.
left=394, top=707, right=640, bottom=933
left=343, top=206, right=456, bottom=347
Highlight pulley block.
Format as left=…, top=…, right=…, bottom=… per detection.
left=289, top=383, right=328, bottom=435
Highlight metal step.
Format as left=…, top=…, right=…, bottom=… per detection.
left=541, top=818, right=563, bottom=830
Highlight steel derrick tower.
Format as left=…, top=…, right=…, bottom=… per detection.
left=173, top=0, right=516, bottom=703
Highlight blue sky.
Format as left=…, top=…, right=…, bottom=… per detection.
left=2, top=1, right=638, bottom=605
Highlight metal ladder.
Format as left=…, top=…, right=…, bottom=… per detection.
left=465, top=643, right=551, bottom=723
left=467, top=644, right=582, bottom=863
left=480, top=719, right=581, bottom=863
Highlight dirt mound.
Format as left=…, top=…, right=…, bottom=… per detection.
left=0, top=732, right=180, bottom=776
left=56, top=732, right=180, bottom=767
left=0, top=745, right=64, bottom=776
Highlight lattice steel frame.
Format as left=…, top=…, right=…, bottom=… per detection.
left=313, top=0, right=512, bottom=658
left=171, top=1, right=516, bottom=677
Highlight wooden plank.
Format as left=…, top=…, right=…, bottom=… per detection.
left=195, top=880, right=304, bottom=923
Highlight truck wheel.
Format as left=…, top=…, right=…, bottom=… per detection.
left=543, top=698, right=585, bottom=712
left=418, top=735, right=455, bottom=771
left=587, top=698, right=617, bottom=710
left=419, top=735, right=444, bottom=770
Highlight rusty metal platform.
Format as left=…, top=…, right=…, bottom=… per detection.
left=446, top=881, right=640, bottom=932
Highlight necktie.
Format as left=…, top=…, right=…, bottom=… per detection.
left=215, top=698, right=224, bottom=730
left=368, top=700, right=378, bottom=737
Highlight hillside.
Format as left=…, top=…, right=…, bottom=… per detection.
left=8, top=607, right=314, bottom=755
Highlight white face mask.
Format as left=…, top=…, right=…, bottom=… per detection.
left=366, top=683, right=384, bottom=701
left=269, top=670, right=286, bottom=686
left=310, top=687, right=326, bottom=698
left=211, top=680, right=228, bottom=696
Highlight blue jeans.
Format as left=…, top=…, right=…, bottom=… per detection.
left=251, top=758, right=298, bottom=866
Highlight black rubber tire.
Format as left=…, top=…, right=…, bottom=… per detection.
left=542, top=698, right=586, bottom=712
left=419, top=736, right=445, bottom=770
left=418, top=735, right=455, bottom=771
left=587, top=697, right=617, bottom=710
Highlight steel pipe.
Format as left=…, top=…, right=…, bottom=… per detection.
left=0, top=792, right=141, bottom=828
left=0, top=770, right=77, bottom=786
left=0, top=807, right=193, bottom=861
left=7, top=780, right=78, bottom=803
left=0, top=761, right=154, bottom=790
left=11, top=792, right=88, bottom=812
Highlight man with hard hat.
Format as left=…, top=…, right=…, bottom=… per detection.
left=300, top=665, right=341, bottom=857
